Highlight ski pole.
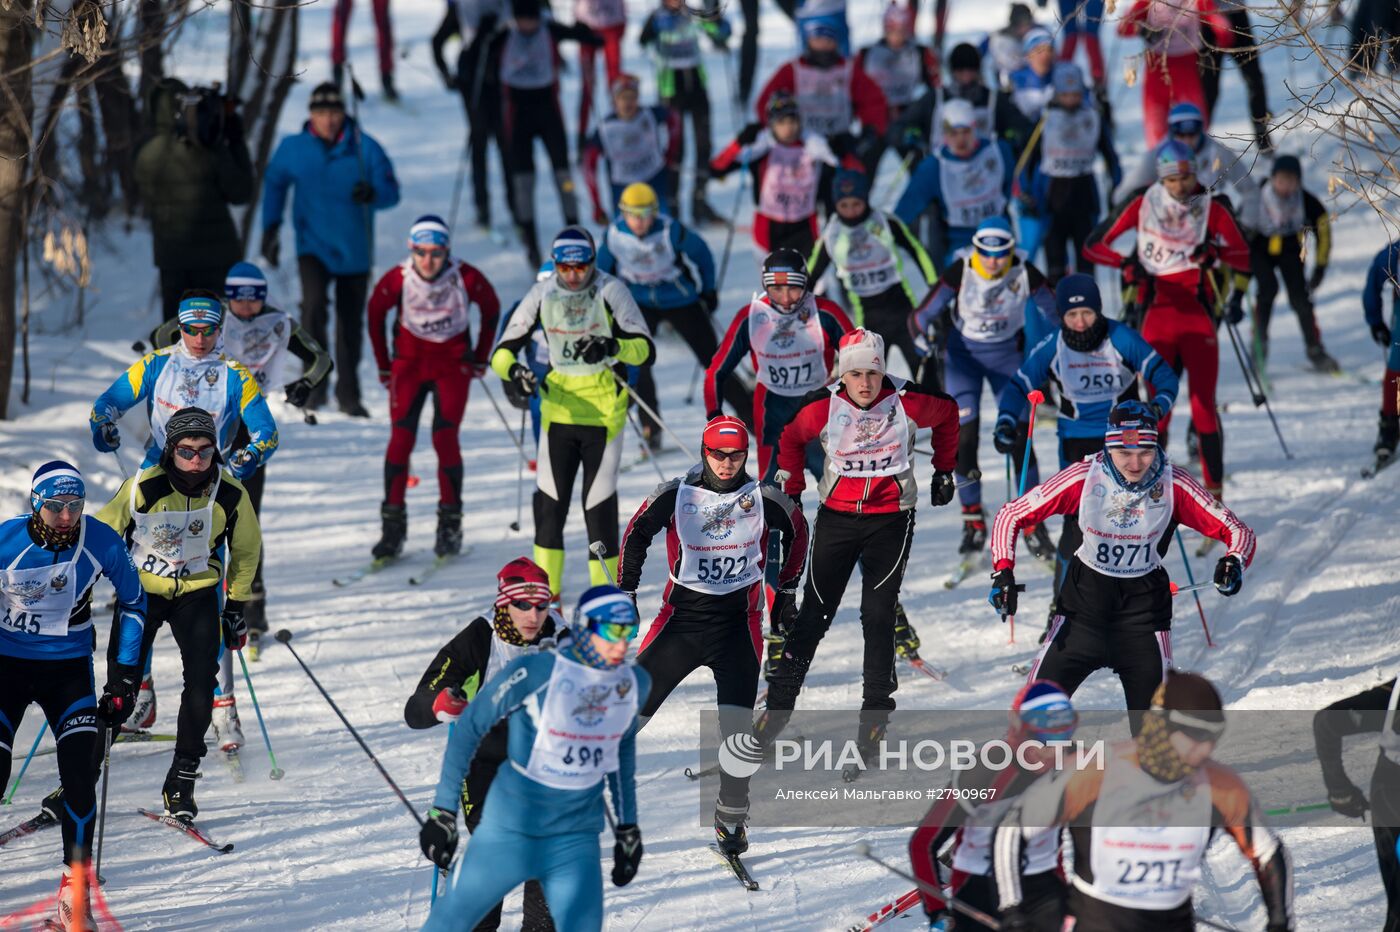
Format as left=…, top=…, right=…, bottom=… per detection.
left=853, top=842, right=1003, bottom=930
left=624, top=402, right=669, bottom=482
left=588, top=541, right=618, bottom=586
left=1224, top=318, right=1292, bottom=459
left=1174, top=529, right=1215, bottom=648
left=877, top=151, right=916, bottom=213
left=238, top=651, right=285, bottom=780
left=274, top=629, right=423, bottom=826
left=1169, top=580, right=1214, bottom=596
left=111, top=447, right=131, bottom=481
left=611, top=371, right=697, bottom=459
left=1005, top=390, right=1046, bottom=644
left=430, top=723, right=456, bottom=906
left=3, top=721, right=47, bottom=804
left=94, top=728, right=113, bottom=884
left=476, top=379, right=533, bottom=467
left=345, top=63, right=375, bottom=282
left=447, top=138, right=470, bottom=232
left=684, top=363, right=700, bottom=405
left=510, top=407, right=527, bottom=532
left=716, top=167, right=750, bottom=294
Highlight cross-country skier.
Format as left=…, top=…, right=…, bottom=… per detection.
left=984, top=3, right=1037, bottom=89
left=582, top=74, right=683, bottom=223
left=761, top=329, right=958, bottom=762
left=1084, top=141, right=1251, bottom=499
left=894, top=99, right=1016, bottom=264
left=1056, top=0, right=1108, bottom=92
left=705, top=248, right=854, bottom=480
left=419, top=586, right=649, bottom=932
left=1363, top=239, right=1400, bottom=471
left=1115, top=0, right=1232, bottom=146
left=1243, top=154, right=1338, bottom=373
left=573, top=0, right=627, bottom=148
left=808, top=168, right=936, bottom=382
left=989, top=402, right=1255, bottom=724
left=405, top=556, right=565, bottom=931
left=908, top=680, right=1079, bottom=931
left=367, top=215, right=501, bottom=562
left=891, top=43, right=1024, bottom=156
left=993, top=670, right=1294, bottom=931
left=1312, top=676, right=1400, bottom=931
left=908, top=217, right=1056, bottom=573
left=94, top=407, right=261, bottom=821
left=487, top=0, right=600, bottom=267
left=755, top=21, right=889, bottom=145
left=618, top=415, right=808, bottom=854
left=993, top=275, right=1179, bottom=623
left=491, top=227, right=655, bottom=598
left=1200, top=0, right=1273, bottom=152
left=638, top=0, right=732, bottom=224
left=1018, top=62, right=1121, bottom=283
left=149, top=262, right=331, bottom=639
left=710, top=92, right=847, bottom=256
left=91, top=293, right=278, bottom=477
left=855, top=3, right=938, bottom=172
left=1112, top=102, right=1260, bottom=220
left=1007, top=27, right=1056, bottom=127
left=0, top=462, right=146, bottom=931
left=596, top=182, right=751, bottom=449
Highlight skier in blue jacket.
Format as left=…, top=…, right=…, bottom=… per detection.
left=993, top=274, right=1179, bottom=622
left=0, top=461, right=146, bottom=928
left=260, top=82, right=400, bottom=415
left=419, top=585, right=650, bottom=931
left=1362, top=240, right=1400, bottom=466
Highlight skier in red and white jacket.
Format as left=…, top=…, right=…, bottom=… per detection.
left=367, top=215, right=500, bottom=560
left=989, top=401, right=1254, bottom=730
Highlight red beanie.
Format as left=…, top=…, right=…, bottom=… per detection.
left=702, top=415, right=749, bottom=452
left=495, top=557, right=552, bottom=606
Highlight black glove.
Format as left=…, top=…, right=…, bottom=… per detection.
left=97, top=668, right=140, bottom=727
left=706, top=409, right=724, bottom=421
left=99, top=422, right=121, bottom=452
left=828, top=131, right=857, bottom=157
left=1149, top=401, right=1166, bottom=421
left=700, top=290, right=719, bottom=313
left=502, top=377, right=532, bottom=410
left=221, top=599, right=249, bottom=651
left=998, top=905, right=1033, bottom=932
left=1372, top=322, right=1393, bottom=348
left=1308, top=265, right=1327, bottom=292
left=929, top=471, right=955, bottom=507
left=1224, top=291, right=1245, bottom=325
left=1328, top=783, right=1370, bottom=819
left=992, top=418, right=1018, bottom=455
left=575, top=334, right=619, bottom=365
left=988, top=567, right=1021, bottom=616
left=611, top=822, right=643, bottom=886
left=1122, top=254, right=1150, bottom=288
left=1192, top=241, right=1221, bottom=268
left=419, top=807, right=459, bottom=867
left=507, top=363, right=539, bottom=397
left=771, top=589, right=797, bottom=631
left=1213, top=554, right=1243, bottom=597
left=261, top=224, right=281, bottom=268
left=351, top=180, right=376, bottom=204
left=736, top=123, right=761, bottom=146
left=284, top=378, right=314, bottom=408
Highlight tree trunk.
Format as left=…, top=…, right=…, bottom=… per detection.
left=0, top=2, right=35, bottom=419
left=236, top=0, right=299, bottom=251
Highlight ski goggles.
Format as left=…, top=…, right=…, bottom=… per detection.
left=180, top=322, right=219, bottom=337
left=1164, top=710, right=1226, bottom=744
left=1170, top=120, right=1204, bottom=137
left=508, top=599, right=552, bottom=612
left=592, top=620, right=640, bottom=643
left=173, top=445, right=217, bottom=462
left=36, top=497, right=85, bottom=515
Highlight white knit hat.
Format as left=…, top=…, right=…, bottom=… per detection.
left=837, top=328, right=886, bottom=376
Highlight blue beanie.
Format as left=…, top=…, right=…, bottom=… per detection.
left=31, top=460, right=84, bottom=511
left=409, top=214, right=451, bottom=248
left=177, top=295, right=223, bottom=327
left=1055, top=273, right=1102, bottom=313
left=224, top=261, right=268, bottom=303
left=831, top=168, right=870, bottom=204
left=971, top=216, right=1016, bottom=256
left=551, top=226, right=596, bottom=265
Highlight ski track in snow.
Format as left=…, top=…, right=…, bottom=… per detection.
left=2, top=0, right=1398, bottom=928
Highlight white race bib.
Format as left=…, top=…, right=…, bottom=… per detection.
left=939, top=143, right=1008, bottom=230
left=759, top=143, right=820, bottom=222
left=1137, top=184, right=1210, bottom=277
left=824, top=216, right=900, bottom=298
left=129, top=472, right=220, bottom=579
left=955, top=263, right=1028, bottom=343
left=151, top=351, right=229, bottom=451
left=1075, top=455, right=1174, bottom=577
left=600, top=110, right=667, bottom=185
left=861, top=44, right=922, bottom=108
left=608, top=220, right=680, bottom=286
left=522, top=654, right=638, bottom=790
left=1043, top=106, right=1100, bottom=178
left=671, top=482, right=765, bottom=594
left=222, top=311, right=293, bottom=391
left=748, top=295, right=829, bottom=395
left=1257, top=184, right=1304, bottom=238
left=0, top=520, right=84, bottom=638
left=500, top=29, right=554, bottom=89
left=400, top=260, right=478, bottom=344
left=824, top=383, right=911, bottom=478
left=793, top=60, right=853, bottom=136
left=540, top=282, right=612, bottom=375
left=1052, top=332, right=1131, bottom=407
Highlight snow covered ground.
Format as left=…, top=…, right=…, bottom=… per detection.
left=2, top=0, right=1398, bottom=928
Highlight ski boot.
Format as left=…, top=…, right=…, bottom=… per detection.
left=332, top=63, right=344, bottom=88
left=1022, top=523, right=1055, bottom=563
left=162, top=755, right=202, bottom=822
left=381, top=71, right=400, bottom=102
left=641, top=423, right=663, bottom=454
left=57, top=864, right=95, bottom=931
left=750, top=707, right=792, bottom=748
left=714, top=799, right=750, bottom=855
left=892, top=603, right=921, bottom=660
left=211, top=695, right=244, bottom=752
left=841, top=718, right=888, bottom=783
left=372, top=504, right=408, bottom=560
left=434, top=505, right=463, bottom=557
left=1376, top=411, right=1399, bottom=462
left=958, top=506, right=986, bottom=556
left=1186, top=421, right=1200, bottom=460
left=1306, top=343, right=1341, bottom=374
left=125, top=675, right=156, bottom=732
left=762, top=625, right=787, bottom=680
left=41, top=786, right=64, bottom=823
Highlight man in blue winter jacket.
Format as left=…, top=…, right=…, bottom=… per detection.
left=260, top=81, right=400, bottom=417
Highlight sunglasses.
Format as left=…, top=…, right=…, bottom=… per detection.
left=594, top=621, right=640, bottom=643
left=412, top=246, right=447, bottom=259
left=1172, top=121, right=1204, bottom=136
left=38, top=497, right=85, bottom=515
left=509, top=599, right=551, bottom=612
left=705, top=448, right=747, bottom=464
left=173, top=446, right=217, bottom=462
left=556, top=262, right=590, bottom=274
left=181, top=323, right=218, bottom=337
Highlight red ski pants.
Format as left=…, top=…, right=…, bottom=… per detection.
left=384, top=356, right=472, bottom=506
left=1142, top=51, right=1206, bottom=147
left=332, top=0, right=395, bottom=76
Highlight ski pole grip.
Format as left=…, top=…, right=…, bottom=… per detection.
left=274, top=629, right=293, bottom=644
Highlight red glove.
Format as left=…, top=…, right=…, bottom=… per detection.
left=433, top=686, right=468, bottom=723
left=1122, top=255, right=1149, bottom=286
